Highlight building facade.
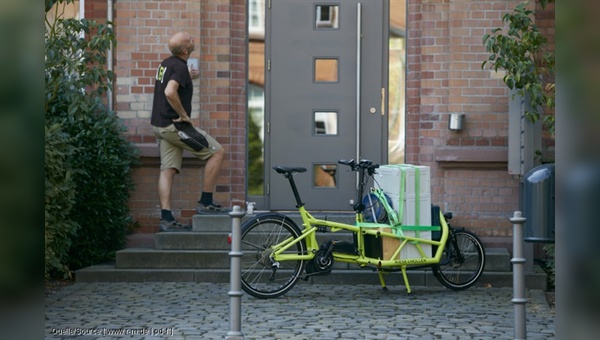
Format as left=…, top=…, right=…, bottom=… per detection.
left=78, top=0, right=554, bottom=249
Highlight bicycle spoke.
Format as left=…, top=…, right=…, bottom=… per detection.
left=434, top=230, right=485, bottom=290
left=240, top=214, right=306, bottom=299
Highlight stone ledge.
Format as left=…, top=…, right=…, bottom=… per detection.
left=435, top=147, right=508, bottom=169
left=134, top=143, right=207, bottom=167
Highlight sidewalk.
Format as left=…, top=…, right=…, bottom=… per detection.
left=45, top=282, right=554, bottom=339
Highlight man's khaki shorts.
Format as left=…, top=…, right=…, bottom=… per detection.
left=152, top=124, right=222, bottom=172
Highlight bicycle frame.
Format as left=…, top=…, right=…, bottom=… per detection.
left=268, top=166, right=449, bottom=293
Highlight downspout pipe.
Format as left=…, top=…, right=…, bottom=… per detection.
left=107, top=0, right=114, bottom=111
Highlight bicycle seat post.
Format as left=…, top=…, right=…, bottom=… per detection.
left=287, top=173, right=305, bottom=208
left=273, top=166, right=307, bottom=208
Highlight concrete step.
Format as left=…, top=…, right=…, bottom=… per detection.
left=75, top=265, right=548, bottom=291
left=144, top=231, right=511, bottom=272
left=154, top=231, right=356, bottom=250
left=192, top=212, right=356, bottom=232
left=116, top=248, right=225, bottom=269
left=114, top=246, right=509, bottom=271
left=77, top=213, right=546, bottom=290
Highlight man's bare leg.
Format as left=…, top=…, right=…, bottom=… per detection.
left=197, top=147, right=225, bottom=211
left=158, top=168, right=178, bottom=211
left=203, top=147, right=225, bottom=191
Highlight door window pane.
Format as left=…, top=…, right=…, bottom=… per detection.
left=314, top=164, right=337, bottom=188
left=315, top=5, right=339, bottom=28
left=314, top=111, right=338, bottom=135
left=314, top=58, right=338, bottom=82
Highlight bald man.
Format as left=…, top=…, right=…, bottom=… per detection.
left=151, top=32, right=227, bottom=232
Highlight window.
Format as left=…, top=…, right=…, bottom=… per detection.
left=249, top=0, right=265, bottom=38
left=315, top=5, right=339, bottom=29
left=314, top=58, right=339, bottom=83
left=314, top=164, right=337, bottom=188
left=314, top=111, right=338, bottom=135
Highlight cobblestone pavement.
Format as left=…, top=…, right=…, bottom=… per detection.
left=45, top=282, right=554, bottom=339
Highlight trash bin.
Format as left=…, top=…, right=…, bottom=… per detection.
left=522, top=164, right=555, bottom=243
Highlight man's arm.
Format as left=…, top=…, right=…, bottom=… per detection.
left=164, top=80, right=192, bottom=124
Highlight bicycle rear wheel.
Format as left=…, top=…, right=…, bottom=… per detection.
left=240, top=213, right=306, bottom=299
left=433, top=229, right=485, bottom=290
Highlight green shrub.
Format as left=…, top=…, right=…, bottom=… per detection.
left=45, top=1, right=138, bottom=276
left=45, top=123, right=79, bottom=278
left=543, top=243, right=555, bottom=289
left=60, top=105, right=137, bottom=270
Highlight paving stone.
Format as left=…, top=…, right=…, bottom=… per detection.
left=45, top=283, right=554, bottom=339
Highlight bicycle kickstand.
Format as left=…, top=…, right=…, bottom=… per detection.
left=400, top=266, right=412, bottom=294
left=377, top=271, right=389, bottom=292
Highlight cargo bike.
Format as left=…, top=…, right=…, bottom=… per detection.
left=240, top=159, right=486, bottom=299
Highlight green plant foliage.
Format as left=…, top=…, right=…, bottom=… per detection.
left=45, top=0, right=138, bottom=277
left=45, top=123, right=79, bottom=278
left=248, top=114, right=264, bottom=195
left=543, top=243, right=555, bottom=289
left=482, top=0, right=555, bottom=134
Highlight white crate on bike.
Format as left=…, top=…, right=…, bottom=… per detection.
left=376, top=164, right=432, bottom=260
left=376, top=164, right=430, bottom=197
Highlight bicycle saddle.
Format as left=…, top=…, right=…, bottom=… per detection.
left=273, top=166, right=307, bottom=175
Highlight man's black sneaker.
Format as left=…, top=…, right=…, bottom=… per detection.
left=159, top=219, right=192, bottom=232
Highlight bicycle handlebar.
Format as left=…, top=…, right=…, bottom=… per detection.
left=338, top=159, right=379, bottom=175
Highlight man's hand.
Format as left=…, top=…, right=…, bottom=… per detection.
left=189, top=68, right=199, bottom=79
left=164, top=80, right=192, bottom=124
left=173, top=115, right=192, bottom=124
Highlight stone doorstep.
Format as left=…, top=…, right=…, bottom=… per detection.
left=75, top=265, right=547, bottom=291
left=100, top=214, right=546, bottom=290
left=115, top=246, right=510, bottom=271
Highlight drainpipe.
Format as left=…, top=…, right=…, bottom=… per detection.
left=107, top=0, right=114, bottom=111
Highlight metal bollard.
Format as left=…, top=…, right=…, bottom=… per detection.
left=226, top=206, right=246, bottom=340
left=510, top=211, right=527, bottom=340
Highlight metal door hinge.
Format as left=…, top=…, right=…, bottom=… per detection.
left=268, top=59, right=271, bottom=71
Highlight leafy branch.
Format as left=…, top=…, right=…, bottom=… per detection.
left=482, top=0, right=555, bottom=134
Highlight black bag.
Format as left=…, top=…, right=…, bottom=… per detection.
left=174, top=122, right=209, bottom=151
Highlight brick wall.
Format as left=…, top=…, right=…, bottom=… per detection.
left=406, top=0, right=528, bottom=245
left=84, top=0, right=554, bottom=242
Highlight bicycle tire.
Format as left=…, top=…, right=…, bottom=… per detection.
left=433, top=229, right=485, bottom=291
left=240, top=213, right=306, bottom=299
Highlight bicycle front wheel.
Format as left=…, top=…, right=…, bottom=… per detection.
left=433, top=229, right=485, bottom=290
left=240, top=213, right=306, bottom=299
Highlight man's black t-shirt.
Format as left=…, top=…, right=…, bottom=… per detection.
left=151, top=56, right=193, bottom=127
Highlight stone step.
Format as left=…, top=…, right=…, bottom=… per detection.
left=154, top=231, right=356, bottom=250
left=75, top=265, right=548, bottom=291
left=192, top=212, right=356, bottom=232
left=114, top=247, right=510, bottom=272
left=77, top=213, right=538, bottom=289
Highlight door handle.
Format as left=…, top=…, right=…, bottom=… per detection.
left=381, top=87, right=385, bottom=116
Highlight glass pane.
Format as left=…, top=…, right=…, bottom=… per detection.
left=314, top=111, right=338, bottom=135
left=314, top=58, right=338, bottom=82
left=388, top=0, right=406, bottom=164
left=248, top=85, right=265, bottom=195
left=314, top=164, right=337, bottom=188
left=315, top=5, right=339, bottom=28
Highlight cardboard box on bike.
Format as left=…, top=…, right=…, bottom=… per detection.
left=376, top=164, right=432, bottom=260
